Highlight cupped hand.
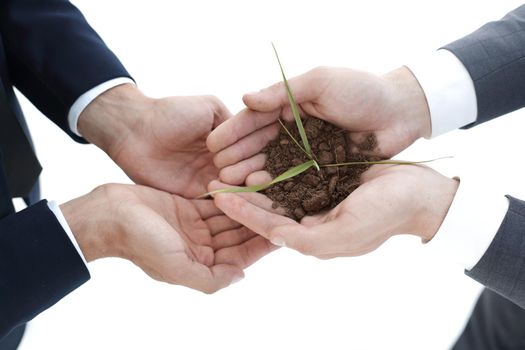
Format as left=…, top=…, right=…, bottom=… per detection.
left=209, top=164, right=458, bottom=259
left=79, top=84, right=232, bottom=198
left=61, top=184, right=276, bottom=293
left=207, top=66, right=431, bottom=185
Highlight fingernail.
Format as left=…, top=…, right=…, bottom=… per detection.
left=245, top=91, right=258, bottom=96
left=271, top=237, right=286, bottom=247
left=232, top=276, right=244, bottom=285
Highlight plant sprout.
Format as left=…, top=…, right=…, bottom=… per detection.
left=200, top=44, right=450, bottom=198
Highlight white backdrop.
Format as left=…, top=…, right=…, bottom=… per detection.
left=16, top=1, right=525, bottom=349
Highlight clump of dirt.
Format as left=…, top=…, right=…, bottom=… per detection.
left=262, top=117, right=381, bottom=221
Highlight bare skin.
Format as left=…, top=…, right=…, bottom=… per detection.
left=207, top=66, right=458, bottom=259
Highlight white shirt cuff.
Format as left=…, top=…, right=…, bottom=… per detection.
left=426, top=176, right=509, bottom=271
left=68, top=77, right=135, bottom=137
left=47, top=200, right=88, bottom=267
left=406, top=49, right=477, bottom=138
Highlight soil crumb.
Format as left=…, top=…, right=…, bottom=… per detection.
left=262, top=117, right=382, bottom=221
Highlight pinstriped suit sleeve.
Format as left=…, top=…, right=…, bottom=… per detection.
left=465, top=196, right=525, bottom=308
left=442, top=5, right=525, bottom=307
left=443, top=5, right=525, bottom=127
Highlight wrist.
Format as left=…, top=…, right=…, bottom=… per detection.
left=417, top=175, right=459, bottom=242
left=77, top=84, right=154, bottom=156
left=383, top=66, right=432, bottom=140
left=60, top=185, right=126, bottom=262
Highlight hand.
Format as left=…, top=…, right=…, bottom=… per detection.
left=78, top=84, right=232, bottom=198
left=207, top=66, right=431, bottom=184
left=61, top=184, right=275, bottom=293
left=209, top=165, right=458, bottom=259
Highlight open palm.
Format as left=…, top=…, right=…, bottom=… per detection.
left=209, top=164, right=457, bottom=260
left=111, top=95, right=232, bottom=198
left=108, top=184, right=275, bottom=293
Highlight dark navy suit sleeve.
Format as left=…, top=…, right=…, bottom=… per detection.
left=0, top=0, right=132, bottom=142
left=442, top=5, right=525, bottom=127
left=0, top=200, right=90, bottom=339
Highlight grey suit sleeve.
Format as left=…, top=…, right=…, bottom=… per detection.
left=467, top=196, right=525, bottom=308
left=443, top=5, right=525, bottom=126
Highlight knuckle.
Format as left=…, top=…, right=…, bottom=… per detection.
left=201, top=285, right=219, bottom=295
left=310, top=66, right=330, bottom=77
left=295, top=241, right=316, bottom=256
left=269, top=81, right=284, bottom=92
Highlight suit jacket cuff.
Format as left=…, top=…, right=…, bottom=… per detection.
left=466, top=195, right=525, bottom=308
left=47, top=200, right=88, bottom=266
left=0, top=200, right=90, bottom=339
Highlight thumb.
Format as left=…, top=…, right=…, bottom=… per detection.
left=206, top=95, right=233, bottom=128
left=243, top=68, right=325, bottom=112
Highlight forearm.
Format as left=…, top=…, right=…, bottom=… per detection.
left=382, top=66, right=432, bottom=139
left=0, top=201, right=90, bottom=338
left=465, top=195, right=525, bottom=308
left=443, top=4, right=525, bottom=125
left=60, top=185, right=124, bottom=262
left=77, top=84, right=153, bottom=156
left=0, top=0, right=131, bottom=140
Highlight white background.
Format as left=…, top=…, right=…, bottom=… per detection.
left=15, top=0, right=525, bottom=349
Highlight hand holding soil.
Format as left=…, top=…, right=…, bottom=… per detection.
left=207, top=64, right=459, bottom=258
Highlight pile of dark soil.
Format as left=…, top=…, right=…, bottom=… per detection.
left=262, top=117, right=381, bottom=221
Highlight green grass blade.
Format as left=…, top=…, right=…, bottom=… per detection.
left=199, top=160, right=316, bottom=197
left=278, top=119, right=308, bottom=156
left=272, top=42, right=313, bottom=158
left=272, top=159, right=316, bottom=183
left=320, top=156, right=453, bottom=168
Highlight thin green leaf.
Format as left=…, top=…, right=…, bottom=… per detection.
left=278, top=119, right=308, bottom=156
left=272, top=159, right=316, bottom=183
left=320, top=156, right=453, bottom=168
left=199, top=160, right=316, bottom=197
left=272, top=42, right=313, bottom=158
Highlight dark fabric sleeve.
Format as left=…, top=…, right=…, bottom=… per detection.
left=466, top=196, right=525, bottom=309
left=0, top=200, right=90, bottom=340
left=442, top=5, right=525, bottom=128
left=0, top=0, right=132, bottom=142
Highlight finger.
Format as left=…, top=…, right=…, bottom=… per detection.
left=214, top=191, right=295, bottom=240
left=245, top=171, right=272, bottom=186
left=212, top=226, right=257, bottom=250
left=215, top=235, right=278, bottom=269
left=280, top=104, right=308, bottom=122
left=176, top=259, right=244, bottom=294
left=207, top=109, right=280, bottom=153
left=243, top=68, right=326, bottom=112
left=208, top=180, right=287, bottom=215
left=219, top=153, right=267, bottom=185
left=213, top=123, right=279, bottom=169
left=205, top=95, right=234, bottom=127
left=270, top=219, right=348, bottom=257
left=359, top=164, right=397, bottom=183
left=192, top=199, right=223, bottom=219
left=205, top=215, right=242, bottom=236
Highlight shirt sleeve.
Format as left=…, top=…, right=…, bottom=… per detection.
left=68, top=78, right=135, bottom=136
left=47, top=200, right=88, bottom=267
left=426, top=176, right=509, bottom=270
left=405, top=49, right=478, bottom=138
left=407, top=50, right=509, bottom=270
